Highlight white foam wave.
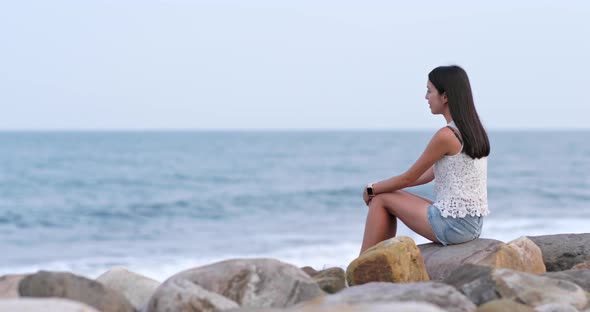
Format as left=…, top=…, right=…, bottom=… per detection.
left=1, top=217, right=586, bottom=282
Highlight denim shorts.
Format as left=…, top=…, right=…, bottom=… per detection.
left=427, top=205, right=483, bottom=246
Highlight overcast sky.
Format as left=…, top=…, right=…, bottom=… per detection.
left=1, top=1, right=588, bottom=130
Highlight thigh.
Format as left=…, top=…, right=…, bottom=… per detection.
left=373, top=191, right=438, bottom=243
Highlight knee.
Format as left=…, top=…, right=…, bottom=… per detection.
left=368, top=194, right=386, bottom=208
left=369, top=191, right=405, bottom=212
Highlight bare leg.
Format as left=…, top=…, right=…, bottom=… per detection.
left=360, top=198, right=395, bottom=254
left=388, top=214, right=397, bottom=238
left=360, top=190, right=438, bottom=255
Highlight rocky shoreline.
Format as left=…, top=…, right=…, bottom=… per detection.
left=1, top=233, right=589, bottom=312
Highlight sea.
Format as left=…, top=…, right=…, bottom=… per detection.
left=0, top=131, right=589, bottom=282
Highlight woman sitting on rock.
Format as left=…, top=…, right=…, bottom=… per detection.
left=360, top=65, right=490, bottom=254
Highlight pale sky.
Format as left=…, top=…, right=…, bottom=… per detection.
left=0, top=1, right=588, bottom=130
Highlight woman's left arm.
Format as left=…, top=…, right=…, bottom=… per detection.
left=371, top=128, right=454, bottom=195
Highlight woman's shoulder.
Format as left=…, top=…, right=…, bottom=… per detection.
left=432, top=127, right=463, bottom=155
left=433, top=126, right=460, bottom=142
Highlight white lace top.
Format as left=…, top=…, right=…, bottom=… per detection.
left=433, top=121, right=489, bottom=218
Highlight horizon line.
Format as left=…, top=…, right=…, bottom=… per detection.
left=0, top=127, right=589, bottom=132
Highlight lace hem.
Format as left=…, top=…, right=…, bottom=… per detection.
left=433, top=202, right=490, bottom=218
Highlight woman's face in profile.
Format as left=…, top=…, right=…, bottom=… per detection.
left=425, top=80, right=446, bottom=115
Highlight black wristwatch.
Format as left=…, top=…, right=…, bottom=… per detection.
left=366, top=183, right=374, bottom=197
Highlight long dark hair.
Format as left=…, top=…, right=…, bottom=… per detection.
left=428, top=65, right=490, bottom=159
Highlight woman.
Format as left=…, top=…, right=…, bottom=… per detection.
left=360, top=65, right=490, bottom=254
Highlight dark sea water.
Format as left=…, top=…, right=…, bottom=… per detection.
left=1, top=131, right=589, bottom=281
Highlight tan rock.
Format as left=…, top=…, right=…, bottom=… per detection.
left=0, top=274, right=25, bottom=298
left=476, top=299, right=534, bottom=312
left=505, top=237, right=546, bottom=274
left=477, top=242, right=524, bottom=270
left=347, top=236, right=429, bottom=286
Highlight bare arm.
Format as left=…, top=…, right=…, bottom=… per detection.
left=406, top=166, right=434, bottom=187
left=370, top=128, right=455, bottom=195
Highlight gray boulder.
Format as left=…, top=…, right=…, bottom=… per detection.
left=419, top=237, right=545, bottom=280
left=319, top=281, right=476, bottom=312
left=97, top=267, right=160, bottom=310
left=534, top=303, right=580, bottom=312
left=145, top=258, right=324, bottom=312
left=543, top=269, right=590, bottom=292
left=18, top=270, right=135, bottom=312
left=572, top=260, right=590, bottom=270
left=527, top=233, right=590, bottom=271
left=301, top=267, right=346, bottom=294
left=230, top=301, right=446, bottom=311
left=144, top=279, right=239, bottom=312
left=419, top=239, right=504, bottom=280
left=443, top=264, right=588, bottom=309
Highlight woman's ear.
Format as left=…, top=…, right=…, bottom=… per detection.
left=442, top=92, right=448, bottom=104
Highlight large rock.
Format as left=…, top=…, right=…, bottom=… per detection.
left=572, top=261, right=590, bottom=270
left=301, top=267, right=346, bottom=294
left=347, top=236, right=429, bottom=285
left=534, top=303, right=579, bottom=312
left=420, top=238, right=521, bottom=280
left=506, top=236, right=546, bottom=274
left=145, top=280, right=239, bottom=312
left=0, top=298, right=100, bottom=312
left=543, top=269, right=590, bottom=292
left=442, top=264, right=498, bottom=305
left=318, top=282, right=476, bottom=312
left=443, top=265, right=588, bottom=309
left=96, top=266, right=160, bottom=310
left=230, top=301, right=446, bottom=312
left=527, top=233, right=590, bottom=271
left=145, top=258, right=324, bottom=312
left=18, top=270, right=135, bottom=312
left=476, top=299, right=534, bottom=312
left=0, top=274, right=25, bottom=298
